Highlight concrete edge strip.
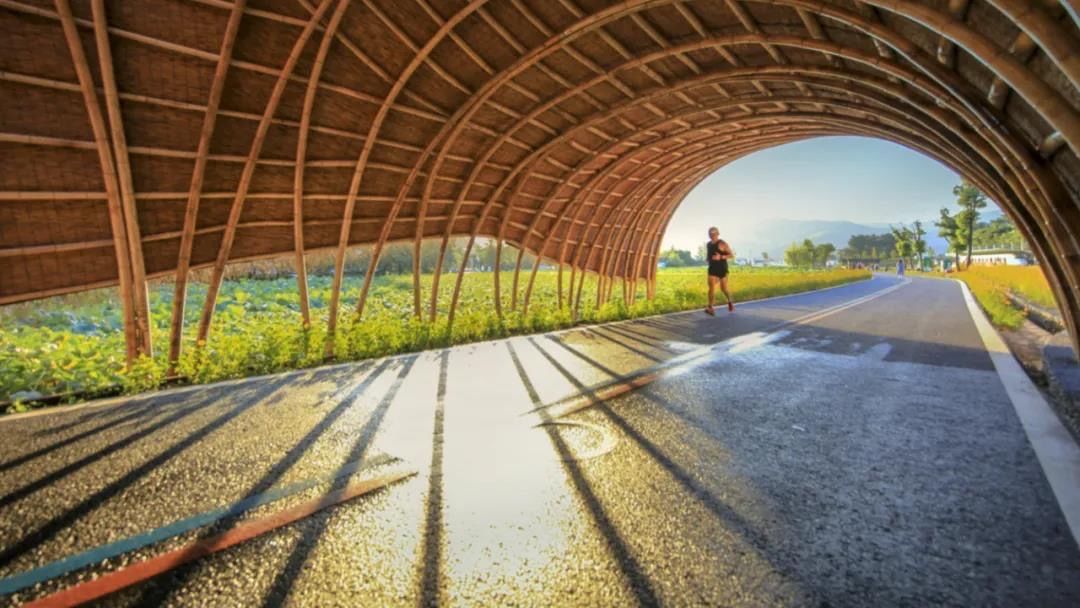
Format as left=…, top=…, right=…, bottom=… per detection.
left=537, top=277, right=909, bottom=420
left=0, top=454, right=401, bottom=597
left=22, top=469, right=416, bottom=608
left=955, top=278, right=1080, bottom=549
left=0, top=276, right=874, bottom=425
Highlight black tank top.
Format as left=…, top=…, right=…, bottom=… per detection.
left=707, top=240, right=728, bottom=274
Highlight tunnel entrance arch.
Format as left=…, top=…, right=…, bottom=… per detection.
left=1, top=0, right=1077, bottom=363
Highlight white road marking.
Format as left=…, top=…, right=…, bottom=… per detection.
left=536, top=419, right=619, bottom=461
left=956, top=278, right=1080, bottom=548
left=863, top=342, right=893, bottom=361
left=540, top=278, right=911, bottom=420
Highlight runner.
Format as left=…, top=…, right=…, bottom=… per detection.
left=705, top=227, right=735, bottom=316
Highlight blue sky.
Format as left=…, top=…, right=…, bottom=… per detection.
left=661, top=136, right=971, bottom=250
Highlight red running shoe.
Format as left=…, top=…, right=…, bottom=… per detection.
left=728, top=301, right=735, bottom=312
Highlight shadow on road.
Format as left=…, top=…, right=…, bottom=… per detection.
left=518, top=338, right=661, bottom=606
left=0, top=375, right=294, bottom=572
left=258, top=356, right=419, bottom=607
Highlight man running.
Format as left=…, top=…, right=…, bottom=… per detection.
left=705, top=226, right=735, bottom=316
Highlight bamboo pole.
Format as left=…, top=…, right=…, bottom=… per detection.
left=197, top=0, right=333, bottom=344
left=328, top=0, right=487, bottom=358
left=293, top=0, right=352, bottom=328
left=54, top=0, right=139, bottom=364
left=169, top=0, right=246, bottom=369
left=91, top=0, right=152, bottom=358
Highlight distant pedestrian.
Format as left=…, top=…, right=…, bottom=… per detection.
left=896, top=258, right=905, bottom=278
left=705, top=226, right=735, bottom=316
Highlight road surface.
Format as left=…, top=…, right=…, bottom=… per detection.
left=1, top=275, right=1078, bottom=607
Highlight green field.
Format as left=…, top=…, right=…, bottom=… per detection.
left=0, top=266, right=869, bottom=410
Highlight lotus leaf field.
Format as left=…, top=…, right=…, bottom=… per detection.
left=1, top=266, right=869, bottom=411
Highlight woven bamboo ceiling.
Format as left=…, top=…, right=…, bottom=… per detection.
left=2, top=0, right=1080, bottom=358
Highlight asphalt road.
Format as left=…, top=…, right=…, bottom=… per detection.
left=1, top=275, right=1078, bottom=606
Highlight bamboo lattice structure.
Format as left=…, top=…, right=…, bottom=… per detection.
left=1, top=0, right=1079, bottom=364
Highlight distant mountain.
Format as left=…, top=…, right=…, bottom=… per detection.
left=732, top=218, right=950, bottom=261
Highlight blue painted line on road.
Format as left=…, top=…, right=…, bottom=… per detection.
left=0, top=454, right=397, bottom=596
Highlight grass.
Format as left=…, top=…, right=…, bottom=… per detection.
left=0, top=266, right=869, bottom=410
left=918, top=265, right=1056, bottom=330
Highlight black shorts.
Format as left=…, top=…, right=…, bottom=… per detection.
left=708, top=262, right=728, bottom=279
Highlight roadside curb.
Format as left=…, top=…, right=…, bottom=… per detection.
left=955, top=278, right=1080, bottom=548
left=1006, top=291, right=1066, bottom=333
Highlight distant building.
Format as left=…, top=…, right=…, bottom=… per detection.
left=969, top=249, right=1033, bottom=266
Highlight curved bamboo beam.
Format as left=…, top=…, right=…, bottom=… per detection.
left=410, top=0, right=1028, bottom=257
left=533, top=157, right=725, bottom=313
left=90, top=0, right=152, bottom=358
left=625, top=165, right=726, bottom=305
left=565, top=130, right=830, bottom=314
left=591, top=154, right=726, bottom=309
left=1, top=0, right=447, bottom=125
left=326, top=0, right=488, bottom=358
left=567, top=112, right=1005, bottom=317
left=293, top=0, right=352, bottom=328
left=464, top=67, right=935, bottom=320
left=511, top=85, right=983, bottom=310
left=620, top=164, right=722, bottom=305
left=616, top=124, right=1012, bottom=304
left=759, top=0, right=1080, bottom=157
left=53, top=0, right=139, bottom=364
left=168, top=0, right=247, bottom=369
left=414, top=0, right=1078, bottom=298
left=197, top=0, right=334, bottom=343
left=293, top=0, right=451, bottom=119
left=606, top=114, right=1008, bottom=295
left=396, top=0, right=1080, bottom=325
left=427, top=27, right=1057, bottom=313
left=585, top=110, right=996, bottom=300
left=473, top=27, right=1080, bottom=322
left=869, top=0, right=1080, bottom=93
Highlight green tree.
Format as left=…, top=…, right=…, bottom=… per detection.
left=845, top=233, right=896, bottom=262
left=935, top=208, right=963, bottom=269
left=813, top=243, right=835, bottom=267
left=660, top=247, right=695, bottom=267
left=912, top=220, right=927, bottom=270
left=953, top=181, right=988, bottom=267
left=972, top=216, right=1026, bottom=250
left=784, top=239, right=815, bottom=268
left=890, top=225, right=914, bottom=267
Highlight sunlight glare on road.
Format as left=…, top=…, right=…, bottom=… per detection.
left=441, top=343, right=578, bottom=600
